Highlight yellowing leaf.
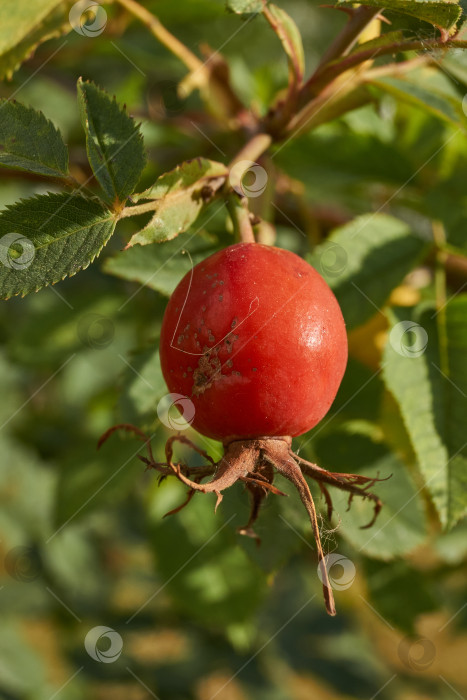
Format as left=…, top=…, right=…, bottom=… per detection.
left=127, top=159, right=227, bottom=246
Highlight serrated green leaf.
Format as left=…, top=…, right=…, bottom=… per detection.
left=338, top=460, right=427, bottom=559
left=383, top=301, right=467, bottom=529
left=226, top=0, right=262, bottom=14
left=313, top=427, right=427, bottom=559
left=0, top=193, right=116, bottom=299
left=370, top=76, right=467, bottom=131
left=128, top=158, right=228, bottom=246
left=337, top=0, right=462, bottom=33
left=444, top=296, right=467, bottom=525
left=308, top=214, right=430, bottom=330
left=77, top=78, right=146, bottom=204
left=103, top=231, right=221, bottom=297
left=266, top=4, right=305, bottom=83
left=0, top=0, right=70, bottom=80
left=0, top=100, right=68, bottom=178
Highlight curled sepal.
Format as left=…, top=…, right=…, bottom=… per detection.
left=295, top=454, right=390, bottom=529
left=166, top=440, right=260, bottom=511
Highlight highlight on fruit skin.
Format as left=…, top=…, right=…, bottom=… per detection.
left=100, top=242, right=389, bottom=616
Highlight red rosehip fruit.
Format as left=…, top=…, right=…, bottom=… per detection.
left=159, top=242, right=347, bottom=442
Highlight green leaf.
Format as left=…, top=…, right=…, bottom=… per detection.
left=0, top=0, right=70, bottom=80
left=369, top=76, right=467, bottom=131
left=265, top=4, right=305, bottom=84
left=128, top=158, right=228, bottom=246
left=0, top=192, right=116, bottom=299
left=349, top=30, right=405, bottom=55
left=443, top=296, right=467, bottom=525
left=54, top=438, right=144, bottom=528
left=222, top=478, right=310, bottom=574
left=313, top=427, right=427, bottom=559
left=147, top=480, right=267, bottom=626
left=307, top=213, right=430, bottom=330
left=118, top=346, right=168, bottom=428
left=0, top=622, right=46, bottom=696
left=0, top=100, right=68, bottom=179
left=364, top=560, right=438, bottom=633
left=77, top=78, right=146, bottom=204
left=337, top=0, right=462, bottom=33
left=382, top=301, right=467, bottom=529
left=103, top=231, right=220, bottom=297
left=226, top=0, right=262, bottom=14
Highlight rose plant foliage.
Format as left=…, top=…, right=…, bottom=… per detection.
left=0, top=0, right=467, bottom=693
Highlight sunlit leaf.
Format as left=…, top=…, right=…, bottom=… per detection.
left=383, top=300, right=467, bottom=528
left=308, top=214, right=430, bottom=330
left=127, top=159, right=227, bottom=246
left=337, top=0, right=462, bottom=33
left=0, top=193, right=116, bottom=299
left=103, top=231, right=221, bottom=297
left=0, top=0, right=70, bottom=80
left=265, top=4, right=305, bottom=83
left=78, top=78, right=146, bottom=204
left=0, top=99, right=68, bottom=178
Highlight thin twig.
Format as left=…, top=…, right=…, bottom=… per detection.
left=114, top=0, right=204, bottom=73
left=229, top=133, right=273, bottom=174
left=302, top=37, right=467, bottom=100
left=315, top=5, right=382, bottom=70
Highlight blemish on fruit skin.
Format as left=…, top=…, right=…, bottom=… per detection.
left=226, top=359, right=233, bottom=368
left=202, top=305, right=206, bottom=312
left=232, top=370, right=241, bottom=377
left=224, top=333, right=239, bottom=354
left=231, top=318, right=238, bottom=329
left=192, top=346, right=223, bottom=396
left=219, top=280, right=224, bottom=285
left=219, top=295, right=223, bottom=301
left=177, top=335, right=184, bottom=344
left=188, top=366, right=193, bottom=372
left=252, top=367, right=257, bottom=372
left=183, top=372, right=187, bottom=378
left=184, top=324, right=190, bottom=332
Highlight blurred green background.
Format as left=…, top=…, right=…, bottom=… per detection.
left=0, top=1, right=467, bottom=698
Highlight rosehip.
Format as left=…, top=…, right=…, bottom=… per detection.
left=159, top=242, right=348, bottom=442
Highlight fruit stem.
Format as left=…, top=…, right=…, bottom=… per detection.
left=226, top=194, right=255, bottom=244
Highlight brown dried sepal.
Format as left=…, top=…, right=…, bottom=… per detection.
left=98, top=427, right=389, bottom=617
